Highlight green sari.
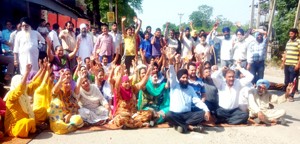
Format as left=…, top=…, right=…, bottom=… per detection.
left=137, top=79, right=170, bottom=124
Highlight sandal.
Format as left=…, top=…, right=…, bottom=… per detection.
left=192, top=125, right=204, bottom=133
left=289, top=97, right=294, bottom=102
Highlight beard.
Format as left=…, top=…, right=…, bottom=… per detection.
left=224, top=34, right=230, bottom=40
left=81, top=30, right=87, bottom=37
left=179, top=82, right=188, bottom=89
left=256, top=37, right=263, bottom=43
left=68, top=28, right=73, bottom=32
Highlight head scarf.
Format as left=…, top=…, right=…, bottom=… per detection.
left=236, top=28, right=245, bottom=35
left=80, top=23, right=87, bottom=30
left=20, top=17, right=32, bottom=26
left=191, top=30, right=197, bottom=37
left=177, top=69, right=188, bottom=80
left=4, top=75, right=34, bottom=118
left=222, top=27, right=230, bottom=33
left=185, top=27, right=190, bottom=32
left=256, top=79, right=270, bottom=89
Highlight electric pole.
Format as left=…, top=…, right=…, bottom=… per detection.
left=250, top=0, right=255, bottom=28
left=178, top=13, right=184, bottom=26
left=294, top=0, right=300, bottom=28
left=256, top=0, right=261, bottom=28
left=267, top=0, right=276, bottom=60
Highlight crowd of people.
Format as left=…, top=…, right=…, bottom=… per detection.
left=0, top=15, right=296, bottom=138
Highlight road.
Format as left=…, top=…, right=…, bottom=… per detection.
left=29, top=66, right=300, bottom=144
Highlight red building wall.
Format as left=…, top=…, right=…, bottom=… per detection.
left=47, top=11, right=90, bottom=30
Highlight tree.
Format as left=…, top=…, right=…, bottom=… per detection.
left=273, top=0, right=298, bottom=51
left=189, top=5, right=213, bottom=29
left=85, top=0, right=143, bottom=27
left=162, top=22, right=179, bottom=33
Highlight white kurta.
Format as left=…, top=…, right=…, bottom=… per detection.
left=14, top=30, right=45, bottom=75
left=76, top=34, right=94, bottom=60
left=75, top=84, right=109, bottom=124
left=181, top=35, right=194, bottom=60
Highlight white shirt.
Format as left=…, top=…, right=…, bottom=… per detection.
left=76, top=34, right=93, bottom=60
left=14, top=30, right=45, bottom=75
left=195, top=43, right=212, bottom=62
left=169, top=65, right=209, bottom=113
left=233, top=40, right=249, bottom=61
left=211, top=68, right=253, bottom=109
left=109, top=31, right=122, bottom=54
left=48, top=30, right=61, bottom=49
left=181, top=35, right=194, bottom=59
left=220, top=36, right=234, bottom=60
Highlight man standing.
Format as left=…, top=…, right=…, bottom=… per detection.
left=151, top=28, right=163, bottom=58
left=164, top=22, right=179, bottom=55
left=48, top=23, right=61, bottom=52
left=121, top=16, right=142, bottom=73
left=77, top=24, right=93, bottom=61
left=283, top=28, right=300, bottom=102
left=247, top=29, right=268, bottom=84
left=59, top=21, right=76, bottom=69
left=1, top=20, right=13, bottom=54
left=219, top=27, right=234, bottom=67
left=14, top=17, right=45, bottom=75
left=90, top=27, right=99, bottom=46
left=211, top=63, right=253, bottom=124
left=180, top=27, right=194, bottom=61
left=109, top=22, right=122, bottom=64
left=165, top=54, right=211, bottom=133
left=94, top=24, right=114, bottom=63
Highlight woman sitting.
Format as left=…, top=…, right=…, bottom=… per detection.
left=4, top=64, right=44, bottom=137
left=95, top=68, right=113, bottom=107
left=137, top=73, right=170, bottom=125
left=48, top=70, right=83, bottom=134
left=74, top=71, right=110, bottom=125
left=110, top=64, right=152, bottom=128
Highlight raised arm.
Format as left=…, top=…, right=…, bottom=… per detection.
left=134, top=17, right=142, bottom=35
left=211, top=67, right=226, bottom=89
left=179, top=27, right=184, bottom=41
left=121, top=16, right=126, bottom=36
left=164, top=22, right=169, bottom=40
left=236, top=64, right=254, bottom=86
left=7, top=64, right=32, bottom=101
left=46, top=36, right=55, bottom=62
left=134, top=64, right=153, bottom=91
left=74, top=71, right=84, bottom=95
left=52, top=70, right=66, bottom=95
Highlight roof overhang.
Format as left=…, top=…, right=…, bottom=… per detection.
left=25, top=0, right=79, bottom=19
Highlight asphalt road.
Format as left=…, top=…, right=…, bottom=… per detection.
left=29, top=66, right=300, bottom=144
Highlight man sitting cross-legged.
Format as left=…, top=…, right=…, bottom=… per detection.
left=211, top=63, right=253, bottom=124
left=165, top=53, right=211, bottom=134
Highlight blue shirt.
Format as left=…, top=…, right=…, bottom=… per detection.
left=140, top=39, right=152, bottom=58
left=1, top=29, right=11, bottom=51
left=188, top=77, right=206, bottom=99
left=169, top=65, right=209, bottom=113
left=247, top=38, right=267, bottom=63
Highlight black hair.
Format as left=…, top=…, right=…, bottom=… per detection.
left=236, top=28, right=245, bottom=35
left=144, top=31, right=150, bottom=35
left=187, top=62, right=197, bottom=69
left=203, top=61, right=211, bottom=67
left=289, top=28, right=299, bottom=35
left=156, top=28, right=161, bottom=32
left=84, top=57, right=90, bottom=62
left=52, top=23, right=59, bottom=30
left=65, top=21, right=74, bottom=27
left=200, top=33, right=207, bottom=39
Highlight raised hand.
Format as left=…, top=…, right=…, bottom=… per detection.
left=133, top=16, right=138, bottom=23
left=26, top=64, right=32, bottom=73
left=121, top=16, right=126, bottom=22
left=166, top=22, right=170, bottom=27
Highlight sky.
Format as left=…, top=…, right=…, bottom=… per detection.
left=135, top=0, right=253, bottom=31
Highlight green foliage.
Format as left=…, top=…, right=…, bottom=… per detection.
left=162, top=22, right=179, bottom=33
left=189, top=5, right=213, bottom=29
left=274, top=0, right=298, bottom=49
left=85, top=0, right=142, bottom=26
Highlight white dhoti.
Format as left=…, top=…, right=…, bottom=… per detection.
left=78, top=106, right=109, bottom=124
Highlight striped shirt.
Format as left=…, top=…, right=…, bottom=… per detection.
left=285, top=38, right=300, bottom=66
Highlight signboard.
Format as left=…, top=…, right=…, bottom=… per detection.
left=107, top=12, right=115, bottom=22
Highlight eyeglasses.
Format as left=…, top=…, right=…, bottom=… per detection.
left=22, top=24, right=29, bottom=27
